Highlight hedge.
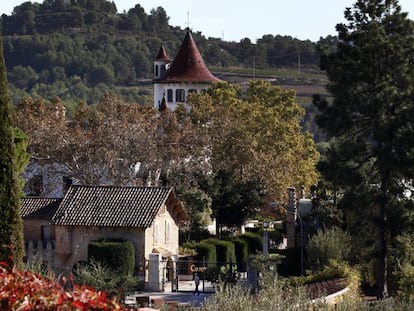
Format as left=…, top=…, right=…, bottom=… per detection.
left=184, top=241, right=217, bottom=263
left=238, top=232, right=263, bottom=255
left=88, top=240, right=135, bottom=275
left=203, top=238, right=236, bottom=264
left=231, top=238, right=249, bottom=272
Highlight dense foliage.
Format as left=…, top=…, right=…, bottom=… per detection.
left=0, top=30, right=24, bottom=266
left=0, top=263, right=128, bottom=310
left=1, top=0, right=333, bottom=104
left=74, top=259, right=138, bottom=297
left=190, top=81, right=320, bottom=204
left=314, top=0, right=414, bottom=298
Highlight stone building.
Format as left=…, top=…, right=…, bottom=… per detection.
left=21, top=185, right=187, bottom=274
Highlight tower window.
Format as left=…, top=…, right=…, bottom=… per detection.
left=176, top=89, right=185, bottom=102
left=155, top=64, right=159, bottom=76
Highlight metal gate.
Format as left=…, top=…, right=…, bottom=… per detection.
left=174, top=259, right=245, bottom=293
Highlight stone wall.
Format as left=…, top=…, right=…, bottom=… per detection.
left=54, top=225, right=146, bottom=272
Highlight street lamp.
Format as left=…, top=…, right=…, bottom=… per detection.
left=262, top=221, right=270, bottom=255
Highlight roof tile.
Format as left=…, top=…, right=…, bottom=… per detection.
left=51, top=185, right=175, bottom=228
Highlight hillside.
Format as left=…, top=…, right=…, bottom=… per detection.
left=1, top=0, right=331, bottom=139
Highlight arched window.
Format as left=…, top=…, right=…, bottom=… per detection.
left=155, top=64, right=159, bottom=77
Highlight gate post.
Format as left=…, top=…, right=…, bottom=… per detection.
left=171, top=255, right=178, bottom=292
left=148, top=253, right=162, bottom=291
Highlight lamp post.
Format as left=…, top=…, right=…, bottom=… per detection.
left=262, top=221, right=270, bottom=255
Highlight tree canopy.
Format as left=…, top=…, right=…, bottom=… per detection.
left=314, top=0, right=414, bottom=298
left=190, top=81, right=320, bottom=204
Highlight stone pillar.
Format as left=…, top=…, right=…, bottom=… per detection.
left=148, top=253, right=162, bottom=291
left=286, top=187, right=297, bottom=249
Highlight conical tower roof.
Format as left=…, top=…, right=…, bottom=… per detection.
left=156, top=30, right=220, bottom=83
left=155, top=44, right=171, bottom=61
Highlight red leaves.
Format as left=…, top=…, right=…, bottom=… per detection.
left=0, top=266, right=129, bottom=310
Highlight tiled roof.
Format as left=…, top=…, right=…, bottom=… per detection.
left=21, top=197, right=62, bottom=220
left=156, top=31, right=220, bottom=84
left=155, top=44, right=171, bottom=61
left=51, top=185, right=175, bottom=227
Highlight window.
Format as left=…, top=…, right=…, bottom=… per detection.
left=160, top=65, right=166, bottom=77
left=167, top=89, right=173, bottom=102
left=165, top=221, right=171, bottom=242
left=154, top=64, right=159, bottom=77
left=188, top=89, right=197, bottom=94
left=175, top=89, right=185, bottom=102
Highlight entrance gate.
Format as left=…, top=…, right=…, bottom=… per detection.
left=174, top=259, right=245, bottom=293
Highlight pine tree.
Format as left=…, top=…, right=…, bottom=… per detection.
left=315, top=0, right=414, bottom=298
left=0, top=31, right=24, bottom=266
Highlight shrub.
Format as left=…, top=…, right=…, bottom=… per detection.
left=203, top=238, right=236, bottom=263
left=74, top=258, right=137, bottom=296
left=231, top=238, right=249, bottom=271
left=88, top=240, right=135, bottom=275
left=0, top=263, right=127, bottom=310
left=238, top=232, right=262, bottom=255
left=306, top=227, right=351, bottom=272
left=184, top=241, right=217, bottom=263
left=389, top=233, right=414, bottom=300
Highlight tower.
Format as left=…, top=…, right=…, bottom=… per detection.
left=153, top=29, right=220, bottom=111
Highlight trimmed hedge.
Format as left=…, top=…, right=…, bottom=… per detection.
left=203, top=238, right=236, bottom=264
left=184, top=241, right=217, bottom=263
left=238, top=232, right=263, bottom=255
left=231, top=238, right=249, bottom=272
left=88, top=240, right=135, bottom=275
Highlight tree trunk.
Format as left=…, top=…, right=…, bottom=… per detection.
left=376, top=180, right=388, bottom=299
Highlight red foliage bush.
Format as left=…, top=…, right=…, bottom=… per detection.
left=0, top=262, right=133, bottom=310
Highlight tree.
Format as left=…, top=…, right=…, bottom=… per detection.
left=314, top=0, right=414, bottom=298
left=189, top=81, right=320, bottom=203
left=206, top=170, right=265, bottom=235
left=0, top=32, right=24, bottom=266
left=15, top=95, right=159, bottom=188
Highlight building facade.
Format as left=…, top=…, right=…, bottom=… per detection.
left=153, top=30, right=220, bottom=111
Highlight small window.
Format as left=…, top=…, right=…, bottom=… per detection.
left=160, top=64, right=166, bottom=77
left=176, top=89, right=185, bottom=102
left=167, top=89, right=173, bottom=102
left=154, top=64, right=159, bottom=77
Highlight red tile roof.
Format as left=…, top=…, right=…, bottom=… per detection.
left=50, top=185, right=180, bottom=227
left=155, top=44, right=171, bottom=61
left=156, top=31, right=220, bottom=84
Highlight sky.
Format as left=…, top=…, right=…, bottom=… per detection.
left=2, top=0, right=414, bottom=42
